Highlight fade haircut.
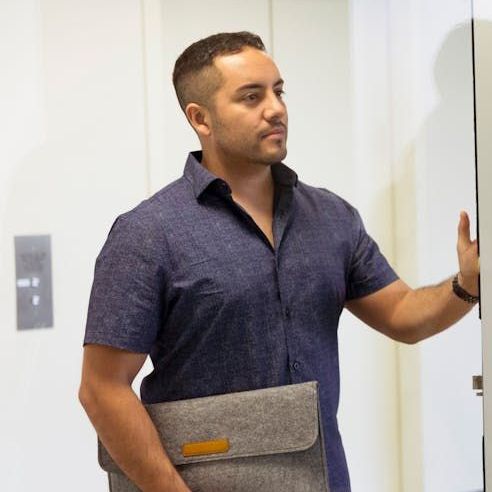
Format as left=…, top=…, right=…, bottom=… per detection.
left=172, top=32, right=266, bottom=114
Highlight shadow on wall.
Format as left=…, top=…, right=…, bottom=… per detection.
left=391, top=21, right=492, bottom=281
left=390, top=20, right=490, bottom=492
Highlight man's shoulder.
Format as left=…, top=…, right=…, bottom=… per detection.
left=96, top=176, right=193, bottom=264
left=119, top=176, right=189, bottom=224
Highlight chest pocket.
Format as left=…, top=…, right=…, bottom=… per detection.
left=173, top=256, right=226, bottom=298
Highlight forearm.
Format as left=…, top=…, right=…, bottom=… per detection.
left=392, top=274, right=478, bottom=343
left=79, top=383, right=190, bottom=492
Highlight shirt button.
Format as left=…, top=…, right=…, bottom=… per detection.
left=284, top=307, right=291, bottom=319
left=292, top=361, right=301, bottom=371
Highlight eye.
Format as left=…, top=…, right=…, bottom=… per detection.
left=243, top=93, right=258, bottom=102
left=276, top=89, right=286, bottom=98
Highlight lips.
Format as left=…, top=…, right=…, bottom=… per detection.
left=262, top=127, right=286, bottom=138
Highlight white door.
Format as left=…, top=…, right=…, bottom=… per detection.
left=474, top=1, right=492, bottom=489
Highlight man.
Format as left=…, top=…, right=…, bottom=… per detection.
left=79, top=32, right=479, bottom=492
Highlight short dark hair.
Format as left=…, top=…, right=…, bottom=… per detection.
left=172, top=31, right=266, bottom=113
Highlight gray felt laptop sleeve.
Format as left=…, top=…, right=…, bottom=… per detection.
left=98, top=381, right=330, bottom=491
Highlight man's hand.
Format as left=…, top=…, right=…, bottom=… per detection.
left=345, top=210, right=480, bottom=344
left=457, top=211, right=480, bottom=296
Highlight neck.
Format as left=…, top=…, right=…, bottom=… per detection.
left=200, top=148, right=275, bottom=206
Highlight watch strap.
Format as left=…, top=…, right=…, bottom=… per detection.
left=452, top=274, right=479, bottom=304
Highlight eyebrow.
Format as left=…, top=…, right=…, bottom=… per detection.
left=234, top=78, right=284, bottom=93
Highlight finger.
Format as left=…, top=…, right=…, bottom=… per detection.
left=458, top=210, right=472, bottom=249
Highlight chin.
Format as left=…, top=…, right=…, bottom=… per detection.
left=271, top=147, right=287, bottom=162
left=246, top=145, right=287, bottom=165
left=259, top=150, right=284, bottom=162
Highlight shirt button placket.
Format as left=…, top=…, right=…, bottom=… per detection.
left=275, top=255, right=282, bottom=303
left=274, top=245, right=298, bottom=379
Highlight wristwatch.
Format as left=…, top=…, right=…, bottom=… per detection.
left=452, top=274, right=479, bottom=304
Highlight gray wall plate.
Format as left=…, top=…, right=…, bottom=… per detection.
left=14, top=235, right=54, bottom=330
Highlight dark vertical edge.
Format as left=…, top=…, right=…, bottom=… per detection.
left=484, top=434, right=487, bottom=492
left=470, top=0, right=481, bottom=319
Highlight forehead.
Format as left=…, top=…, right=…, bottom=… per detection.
left=213, top=47, right=282, bottom=91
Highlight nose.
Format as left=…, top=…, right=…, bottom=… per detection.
left=263, top=90, right=287, bottom=122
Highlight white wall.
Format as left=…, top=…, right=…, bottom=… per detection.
left=0, top=1, right=148, bottom=490
left=1, top=0, right=484, bottom=491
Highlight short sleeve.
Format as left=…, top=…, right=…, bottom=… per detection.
left=84, top=213, right=167, bottom=353
left=345, top=208, right=399, bottom=300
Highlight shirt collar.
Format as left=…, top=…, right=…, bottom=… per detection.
left=183, top=151, right=221, bottom=199
left=183, top=150, right=298, bottom=200
left=271, top=160, right=299, bottom=188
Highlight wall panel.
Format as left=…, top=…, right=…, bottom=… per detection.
left=0, top=0, right=148, bottom=490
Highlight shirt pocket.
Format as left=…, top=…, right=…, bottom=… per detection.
left=171, top=256, right=226, bottom=299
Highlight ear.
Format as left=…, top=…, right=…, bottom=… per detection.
left=186, top=103, right=212, bottom=137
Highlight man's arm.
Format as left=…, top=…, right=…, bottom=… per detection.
left=78, top=344, right=191, bottom=492
left=345, top=211, right=480, bottom=344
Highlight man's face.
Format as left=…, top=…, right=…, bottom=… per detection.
left=207, top=47, right=288, bottom=165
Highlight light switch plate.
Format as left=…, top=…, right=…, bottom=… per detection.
left=14, top=235, right=54, bottom=330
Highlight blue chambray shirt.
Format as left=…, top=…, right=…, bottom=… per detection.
left=84, top=151, right=398, bottom=492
